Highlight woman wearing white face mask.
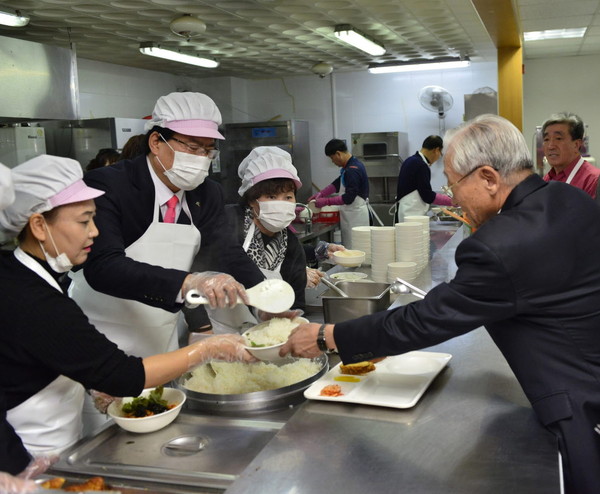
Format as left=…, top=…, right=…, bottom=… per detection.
left=0, top=155, right=255, bottom=469
left=206, top=146, right=307, bottom=334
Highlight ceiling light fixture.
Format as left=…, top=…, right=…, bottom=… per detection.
left=334, top=24, right=385, bottom=56
left=524, top=27, right=586, bottom=42
left=0, top=9, right=29, bottom=27
left=169, top=14, right=206, bottom=40
left=368, top=57, right=470, bottom=74
left=139, top=43, right=218, bottom=68
left=311, top=61, right=333, bottom=78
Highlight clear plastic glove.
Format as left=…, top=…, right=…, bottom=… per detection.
left=183, top=272, right=249, bottom=309
left=18, top=456, right=57, bottom=480
left=0, top=473, right=37, bottom=493
left=89, top=390, right=117, bottom=414
left=306, top=267, right=325, bottom=288
left=186, top=334, right=257, bottom=370
left=257, top=309, right=303, bottom=322
left=327, top=243, right=346, bottom=255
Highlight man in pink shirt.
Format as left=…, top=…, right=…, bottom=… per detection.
left=542, top=112, right=600, bottom=199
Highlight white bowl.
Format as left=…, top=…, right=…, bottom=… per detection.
left=243, top=317, right=308, bottom=361
left=329, top=272, right=368, bottom=281
left=107, top=387, right=186, bottom=433
left=333, top=250, right=366, bottom=267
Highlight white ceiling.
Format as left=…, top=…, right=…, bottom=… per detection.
left=1, top=0, right=600, bottom=79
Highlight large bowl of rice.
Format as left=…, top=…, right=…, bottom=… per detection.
left=178, top=354, right=328, bottom=415
left=242, top=316, right=308, bottom=361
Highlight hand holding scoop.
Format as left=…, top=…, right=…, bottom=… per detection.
left=185, top=278, right=295, bottom=313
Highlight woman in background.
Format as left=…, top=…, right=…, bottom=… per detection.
left=207, top=146, right=306, bottom=334
left=85, top=148, right=120, bottom=171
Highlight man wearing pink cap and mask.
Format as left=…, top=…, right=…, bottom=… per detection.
left=68, top=92, right=264, bottom=433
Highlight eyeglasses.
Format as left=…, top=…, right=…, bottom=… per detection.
left=441, top=165, right=485, bottom=199
left=170, top=137, right=219, bottom=159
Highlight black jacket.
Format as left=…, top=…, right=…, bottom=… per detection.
left=336, top=174, right=600, bottom=493
left=78, top=155, right=262, bottom=311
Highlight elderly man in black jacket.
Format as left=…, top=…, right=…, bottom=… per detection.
left=283, top=114, right=600, bottom=494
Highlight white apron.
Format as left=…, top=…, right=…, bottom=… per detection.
left=208, top=221, right=283, bottom=334
left=7, top=248, right=85, bottom=456
left=396, top=189, right=429, bottom=223
left=340, top=195, right=369, bottom=249
left=69, top=195, right=200, bottom=435
left=565, top=157, right=585, bottom=185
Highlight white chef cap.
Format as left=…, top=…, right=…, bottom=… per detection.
left=144, top=92, right=225, bottom=139
left=0, top=163, right=15, bottom=210
left=238, top=146, right=302, bottom=196
left=0, top=155, right=104, bottom=238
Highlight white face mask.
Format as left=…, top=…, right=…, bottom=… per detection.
left=256, top=200, right=297, bottom=233
left=157, top=136, right=211, bottom=191
left=39, top=221, right=73, bottom=273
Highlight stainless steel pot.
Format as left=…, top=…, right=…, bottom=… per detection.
left=177, top=355, right=328, bottom=415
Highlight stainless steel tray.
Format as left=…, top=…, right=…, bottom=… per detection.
left=50, top=413, right=288, bottom=492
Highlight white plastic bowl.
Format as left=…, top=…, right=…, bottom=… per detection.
left=107, top=387, right=186, bottom=433
left=332, top=250, right=366, bottom=267
left=243, top=317, right=308, bottom=361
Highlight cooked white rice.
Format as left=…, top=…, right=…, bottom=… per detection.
left=244, top=317, right=299, bottom=347
left=183, top=359, right=321, bottom=394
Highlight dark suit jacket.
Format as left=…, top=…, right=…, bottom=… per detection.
left=336, top=174, right=600, bottom=493
left=78, top=155, right=262, bottom=312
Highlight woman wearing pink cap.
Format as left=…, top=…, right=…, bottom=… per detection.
left=206, top=146, right=307, bottom=334
left=0, top=155, right=255, bottom=474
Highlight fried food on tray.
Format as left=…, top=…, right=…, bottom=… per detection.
left=320, top=384, right=343, bottom=397
left=40, top=477, right=66, bottom=489
left=63, top=476, right=106, bottom=491
left=339, top=361, right=376, bottom=375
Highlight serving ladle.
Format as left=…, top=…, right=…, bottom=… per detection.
left=185, top=278, right=295, bottom=313
left=320, top=277, right=350, bottom=298
left=390, top=278, right=428, bottom=300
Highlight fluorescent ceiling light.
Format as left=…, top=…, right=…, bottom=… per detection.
left=0, top=9, right=29, bottom=27
left=139, top=43, right=218, bottom=68
left=524, top=27, right=586, bottom=42
left=368, top=57, right=470, bottom=74
left=334, top=24, right=385, bottom=56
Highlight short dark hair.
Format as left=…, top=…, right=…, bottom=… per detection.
left=241, top=178, right=297, bottom=206
left=542, top=112, right=584, bottom=141
left=324, top=139, right=348, bottom=156
left=142, top=126, right=176, bottom=154
left=120, top=134, right=147, bottom=160
left=422, top=135, right=443, bottom=150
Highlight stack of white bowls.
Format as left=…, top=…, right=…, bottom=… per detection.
left=404, top=215, right=431, bottom=263
left=387, top=261, right=418, bottom=283
left=370, top=226, right=396, bottom=282
left=351, top=226, right=372, bottom=265
left=395, top=221, right=426, bottom=273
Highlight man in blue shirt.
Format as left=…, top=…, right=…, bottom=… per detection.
left=310, top=139, right=369, bottom=248
left=395, top=135, right=451, bottom=222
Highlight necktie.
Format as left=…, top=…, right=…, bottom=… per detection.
left=164, top=195, right=179, bottom=223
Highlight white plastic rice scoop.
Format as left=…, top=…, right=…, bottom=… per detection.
left=185, top=278, right=295, bottom=313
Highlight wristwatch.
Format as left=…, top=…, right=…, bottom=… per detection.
left=316, top=324, right=334, bottom=353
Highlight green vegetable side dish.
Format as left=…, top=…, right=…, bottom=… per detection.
left=249, top=340, right=267, bottom=348
left=121, top=386, right=173, bottom=418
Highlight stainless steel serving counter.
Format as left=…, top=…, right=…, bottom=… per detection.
left=226, top=223, right=560, bottom=494
left=50, top=222, right=560, bottom=493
